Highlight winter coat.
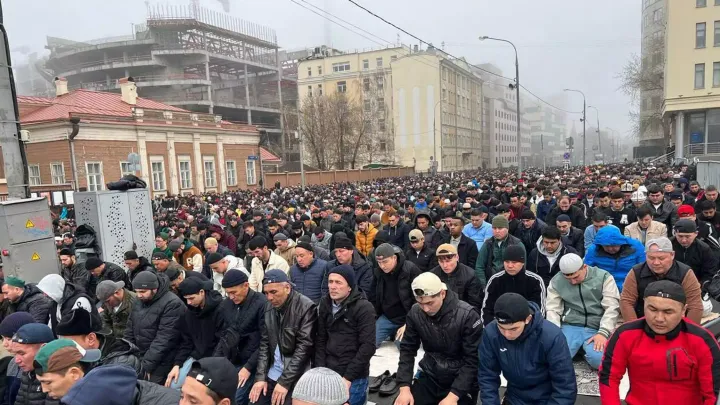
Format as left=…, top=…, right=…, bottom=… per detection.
left=645, top=200, right=679, bottom=237
left=100, top=289, right=138, bottom=339
left=430, top=263, right=483, bottom=311
left=605, top=207, right=637, bottom=235
left=370, top=248, right=422, bottom=325
left=562, top=226, right=586, bottom=257
left=397, top=291, right=483, bottom=398
left=322, top=252, right=373, bottom=301
left=355, top=224, right=378, bottom=257
left=12, top=284, right=51, bottom=324
left=128, top=257, right=156, bottom=289
left=174, top=290, right=226, bottom=366
left=623, top=220, right=667, bottom=246
left=61, top=262, right=91, bottom=298
left=526, top=240, right=579, bottom=286
left=404, top=245, right=438, bottom=273
left=98, top=334, right=144, bottom=378
left=462, top=221, right=493, bottom=251
left=311, top=231, right=332, bottom=251
left=475, top=234, right=525, bottom=286
left=289, top=258, right=328, bottom=303
left=671, top=237, right=720, bottom=285
left=414, top=214, right=444, bottom=251
left=15, top=371, right=58, bottom=405
left=584, top=226, right=646, bottom=291
left=255, top=290, right=317, bottom=390
left=274, top=239, right=297, bottom=267
left=123, top=273, right=186, bottom=375
left=214, top=289, right=267, bottom=370
left=210, top=226, right=238, bottom=255
left=545, top=205, right=586, bottom=230
left=599, top=317, right=720, bottom=405
left=536, top=199, right=556, bottom=222
left=386, top=222, right=411, bottom=251
left=442, top=233, right=478, bottom=269
left=315, top=288, right=376, bottom=381
left=60, top=364, right=180, bottom=405
left=174, top=241, right=203, bottom=272
left=513, top=219, right=547, bottom=253
left=249, top=251, right=290, bottom=292
left=95, top=261, right=130, bottom=292
left=478, top=302, right=577, bottom=405
left=481, top=267, right=546, bottom=325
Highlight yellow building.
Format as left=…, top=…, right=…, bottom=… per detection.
left=664, top=0, right=720, bottom=157
left=297, top=45, right=484, bottom=172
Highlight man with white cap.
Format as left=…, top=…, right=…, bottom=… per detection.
left=394, top=272, right=483, bottom=405
left=546, top=253, right=620, bottom=370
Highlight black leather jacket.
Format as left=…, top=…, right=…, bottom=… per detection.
left=98, top=334, right=144, bottom=378
left=255, top=290, right=317, bottom=390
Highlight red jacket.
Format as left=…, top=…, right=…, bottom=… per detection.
left=599, top=317, right=720, bottom=405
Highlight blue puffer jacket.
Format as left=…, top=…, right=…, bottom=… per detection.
left=583, top=226, right=646, bottom=292
left=289, top=258, right=328, bottom=303
left=478, top=302, right=576, bottom=405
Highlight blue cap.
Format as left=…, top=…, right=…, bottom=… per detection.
left=12, top=323, right=54, bottom=344
left=262, top=269, right=291, bottom=286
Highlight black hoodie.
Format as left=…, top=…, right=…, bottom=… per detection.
left=174, top=289, right=226, bottom=366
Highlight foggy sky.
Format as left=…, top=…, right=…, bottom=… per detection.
left=3, top=0, right=640, bottom=141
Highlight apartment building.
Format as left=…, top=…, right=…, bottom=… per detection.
left=525, top=102, right=568, bottom=167
left=664, top=0, right=720, bottom=158
left=640, top=0, right=667, bottom=147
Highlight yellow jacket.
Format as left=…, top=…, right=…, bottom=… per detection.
left=355, top=223, right=378, bottom=256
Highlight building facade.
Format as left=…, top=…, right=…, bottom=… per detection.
left=525, top=103, right=568, bottom=168
left=664, top=0, right=720, bottom=158
left=640, top=0, right=667, bottom=146
left=12, top=78, right=268, bottom=204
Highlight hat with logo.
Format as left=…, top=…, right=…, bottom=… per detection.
left=409, top=229, right=424, bottom=242
left=411, top=272, right=447, bottom=297
left=493, top=293, right=532, bottom=325
left=435, top=243, right=457, bottom=257
left=34, top=339, right=101, bottom=375
left=151, top=251, right=169, bottom=261
left=644, top=280, right=686, bottom=304
left=187, top=357, right=239, bottom=403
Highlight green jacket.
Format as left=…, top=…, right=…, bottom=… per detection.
left=545, top=265, right=620, bottom=337
left=475, top=234, right=524, bottom=286
left=100, top=289, right=138, bottom=339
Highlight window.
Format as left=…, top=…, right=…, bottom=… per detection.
left=363, top=78, right=370, bottom=91
left=226, top=160, right=237, bottom=186
left=715, top=21, right=720, bottom=46
left=697, top=23, right=707, bottom=48
left=120, top=162, right=134, bottom=177
left=716, top=0, right=720, bottom=5
left=376, top=57, right=383, bottom=68
left=307, top=67, right=312, bottom=77
left=318, top=84, right=323, bottom=95
left=379, top=141, right=387, bottom=152
left=362, top=59, right=369, bottom=70
left=698, top=0, right=707, bottom=6
left=318, top=66, right=322, bottom=75
left=51, top=163, right=65, bottom=184
left=246, top=160, right=256, bottom=185
left=376, top=76, right=384, bottom=91
left=653, top=8, right=663, bottom=22
left=337, top=81, right=347, bottom=93
left=86, top=162, right=103, bottom=191
left=714, top=62, right=720, bottom=87
left=178, top=157, right=192, bottom=189
left=203, top=157, right=216, bottom=188
left=696, top=63, right=706, bottom=88
left=28, top=165, right=40, bottom=185
left=378, top=118, right=386, bottom=132
left=150, top=158, right=165, bottom=191
left=308, top=86, right=313, bottom=97
left=364, top=99, right=371, bottom=112
left=377, top=97, right=385, bottom=111
left=332, top=62, right=351, bottom=72
left=390, top=55, right=397, bottom=62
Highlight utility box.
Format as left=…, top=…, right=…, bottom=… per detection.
left=0, top=197, right=60, bottom=283
left=75, top=189, right=155, bottom=266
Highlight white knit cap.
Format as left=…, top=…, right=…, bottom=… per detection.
left=559, top=253, right=584, bottom=275
left=291, top=367, right=348, bottom=405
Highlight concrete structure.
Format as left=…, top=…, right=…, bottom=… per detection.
left=7, top=77, right=276, bottom=203
left=525, top=101, right=568, bottom=168
left=640, top=0, right=667, bottom=146
left=297, top=45, right=485, bottom=172
left=664, top=0, right=720, bottom=158
left=34, top=5, right=297, bottom=162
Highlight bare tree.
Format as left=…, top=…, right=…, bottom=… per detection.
left=298, top=93, right=334, bottom=170
left=617, top=35, right=669, bottom=141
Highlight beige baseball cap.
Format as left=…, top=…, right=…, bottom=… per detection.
left=411, top=272, right=447, bottom=297
left=435, top=243, right=458, bottom=257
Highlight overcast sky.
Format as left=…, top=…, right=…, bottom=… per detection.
left=4, top=0, right=640, bottom=141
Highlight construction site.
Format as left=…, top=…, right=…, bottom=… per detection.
left=18, top=2, right=303, bottom=164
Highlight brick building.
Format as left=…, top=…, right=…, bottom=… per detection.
left=7, top=77, right=278, bottom=204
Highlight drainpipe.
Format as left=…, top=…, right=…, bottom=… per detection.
left=68, top=117, right=80, bottom=191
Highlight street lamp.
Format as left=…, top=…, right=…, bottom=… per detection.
left=563, top=88, right=586, bottom=166
left=479, top=36, right=522, bottom=178
left=588, top=105, right=601, bottom=156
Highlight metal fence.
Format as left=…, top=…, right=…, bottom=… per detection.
left=696, top=161, right=720, bottom=188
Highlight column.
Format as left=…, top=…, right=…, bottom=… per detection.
left=206, top=55, right=214, bottom=114
left=193, top=133, right=205, bottom=193
left=244, top=63, right=252, bottom=124
left=217, top=136, right=226, bottom=192
left=167, top=132, right=179, bottom=195
left=136, top=131, right=150, bottom=185
left=675, top=112, right=685, bottom=159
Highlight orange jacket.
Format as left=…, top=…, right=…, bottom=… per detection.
left=355, top=223, right=378, bottom=256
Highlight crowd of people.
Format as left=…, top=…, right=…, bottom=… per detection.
left=1, top=161, right=720, bottom=405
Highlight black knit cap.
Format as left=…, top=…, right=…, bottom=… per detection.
left=503, top=245, right=526, bottom=263
left=333, top=237, right=353, bottom=250
left=295, top=241, right=314, bottom=253
left=206, top=252, right=224, bottom=265
left=221, top=269, right=249, bottom=288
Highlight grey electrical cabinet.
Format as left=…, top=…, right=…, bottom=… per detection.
left=74, top=189, right=155, bottom=266
left=0, top=197, right=59, bottom=283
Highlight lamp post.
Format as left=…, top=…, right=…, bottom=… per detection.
left=479, top=36, right=522, bottom=178
left=588, top=105, right=602, bottom=156
left=564, top=89, right=586, bottom=166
